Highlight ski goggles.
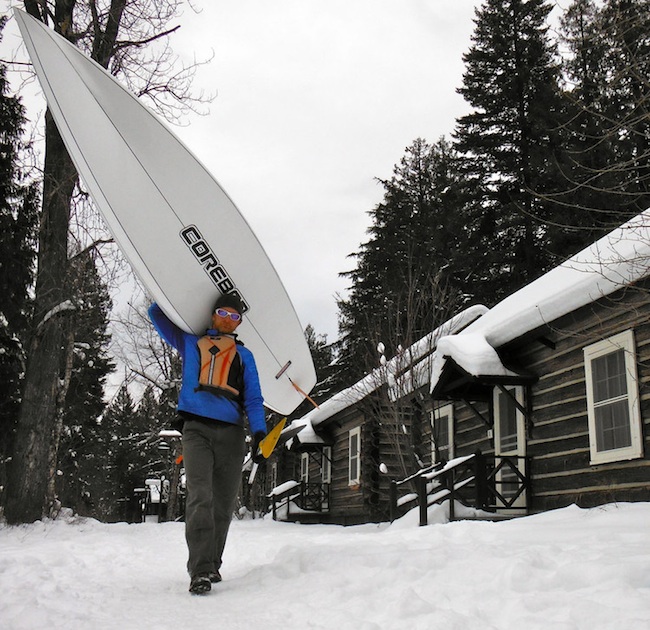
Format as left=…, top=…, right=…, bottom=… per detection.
left=215, top=308, right=242, bottom=322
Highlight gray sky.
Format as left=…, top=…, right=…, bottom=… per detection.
left=3, top=0, right=482, bottom=341
left=170, top=0, right=481, bottom=340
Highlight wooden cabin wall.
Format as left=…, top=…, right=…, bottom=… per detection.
left=372, top=400, right=427, bottom=521
left=452, top=402, right=493, bottom=458
left=311, top=396, right=424, bottom=524
left=271, top=283, right=650, bottom=525
left=421, top=400, right=492, bottom=458
left=324, top=408, right=370, bottom=525
left=512, top=284, right=650, bottom=511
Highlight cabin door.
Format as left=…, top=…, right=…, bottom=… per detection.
left=493, top=385, right=527, bottom=510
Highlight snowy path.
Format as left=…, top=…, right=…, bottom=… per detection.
left=1, top=503, right=649, bottom=629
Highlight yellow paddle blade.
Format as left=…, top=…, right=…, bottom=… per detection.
left=260, top=417, right=287, bottom=458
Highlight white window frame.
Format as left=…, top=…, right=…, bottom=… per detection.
left=322, top=446, right=332, bottom=484
left=300, top=452, right=309, bottom=483
left=494, top=386, right=526, bottom=457
left=430, top=403, right=454, bottom=464
left=348, top=427, right=361, bottom=485
left=584, top=330, right=643, bottom=465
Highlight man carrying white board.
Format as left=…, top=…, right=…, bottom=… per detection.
left=149, top=295, right=267, bottom=595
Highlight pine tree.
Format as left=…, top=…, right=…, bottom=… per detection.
left=454, top=0, right=565, bottom=303
left=81, top=382, right=136, bottom=522
left=337, top=138, right=468, bottom=385
left=551, top=0, right=617, bottom=246
left=55, top=253, right=115, bottom=514
left=73, top=379, right=174, bottom=522
left=287, top=324, right=335, bottom=420
left=602, top=0, right=650, bottom=212
left=133, top=384, right=168, bottom=481
left=0, top=16, right=39, bottom=503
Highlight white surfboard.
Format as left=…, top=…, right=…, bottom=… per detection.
left=15, top=9, right=316, bottom=415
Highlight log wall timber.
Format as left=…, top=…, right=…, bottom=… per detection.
left=509, top=284, right=650, bottom=510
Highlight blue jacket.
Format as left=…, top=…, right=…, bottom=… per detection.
left=148, top=303, right=266, bottom=436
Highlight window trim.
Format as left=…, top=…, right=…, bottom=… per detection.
left=493, top=385, right=526, bottom=457
left=300, top=452, right=309, bottom=483
left=322, top=446, right=332, bottom=484
left=348, top=427, right=361, bottom=486
left=270, top=462, right=278, bottom=490
left=430, top=403, right=454, bottom=464
left=584, top=330, right=643, bottom=465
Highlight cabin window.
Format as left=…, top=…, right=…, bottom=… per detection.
left=431, top=403, right=454, bottom=464
left=322, top=446, right=332, bottom=484
left=496, top=387, right=522, bottom=454
left=300, top=453, right=309, bottom=483
left=584, top=330, right=643, bottom=465
left=348, top=427, right=361, bottom=485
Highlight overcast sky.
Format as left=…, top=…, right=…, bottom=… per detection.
left=169, top=0, right=482, bottom=341
left=3, top=0, right=483, bottom=341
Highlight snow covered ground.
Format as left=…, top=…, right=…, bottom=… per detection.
left=1, top=502, right=649, bottom=630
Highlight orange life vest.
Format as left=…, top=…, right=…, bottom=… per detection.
left=196, top=335, right=243, bottom=400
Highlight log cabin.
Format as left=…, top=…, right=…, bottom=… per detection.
left=265, top=212, right=650, bottom=524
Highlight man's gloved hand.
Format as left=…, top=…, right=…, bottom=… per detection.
left=252, top=431, right=266, bottom=463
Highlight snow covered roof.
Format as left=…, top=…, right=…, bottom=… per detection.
left=284, top=305, right=488, bottom=438
left=430, top=209, right=650, bottom=392
left=285, top=211, right=650, bottom=435
left=433, top=333, right=522, bottom=382
left=285, top=418, right=327, bottom=449
left=158, top=430, right=182, bottom=439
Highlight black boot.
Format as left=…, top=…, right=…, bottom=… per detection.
left=189, top=573, right=211, bottom=595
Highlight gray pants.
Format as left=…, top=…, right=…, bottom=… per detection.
left=182, top=419, right=246, bottom=578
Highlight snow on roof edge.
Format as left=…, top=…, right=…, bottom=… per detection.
left=430, top=209, right=650, bottom=393
left=286, top=305, right=489, bottom=432
left=465, top=209, right=650, bottom=348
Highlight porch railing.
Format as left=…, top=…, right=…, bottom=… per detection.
left=268, top=481, right=330, bottom=520
left=389, top=450, right=529, bottom=526
left=300, top=482, right=330, bottom=512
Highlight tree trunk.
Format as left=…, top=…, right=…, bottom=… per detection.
left=46, top=326, right=76, bottom=517
left=4, top=107, right=77, bottom=524
left=5, top=0, right=195, bottom=524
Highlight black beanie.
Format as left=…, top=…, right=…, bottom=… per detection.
left=214, top=293, right=244, bottom=314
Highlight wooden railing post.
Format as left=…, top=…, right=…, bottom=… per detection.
left=474, top=450, right=489, bottom=510
left=523, top=456, right=530, bottom=511
left=446, top=469, right=455, bottom=521
left=416, top=475, right=428, bottom=526
left=389, top=480, right=397, bottom=522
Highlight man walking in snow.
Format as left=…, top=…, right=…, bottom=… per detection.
left=149, top=294, right=266, bottom=594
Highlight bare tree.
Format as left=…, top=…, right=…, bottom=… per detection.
left=110, top=293, right=181, bottom=398
left=329, top=265, right=467, bottom=525
left=5, top=0, right=209, bottom=524
left=546, top=0, right=650, bottom=225
left=360, top=269, right=464, bottom=483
